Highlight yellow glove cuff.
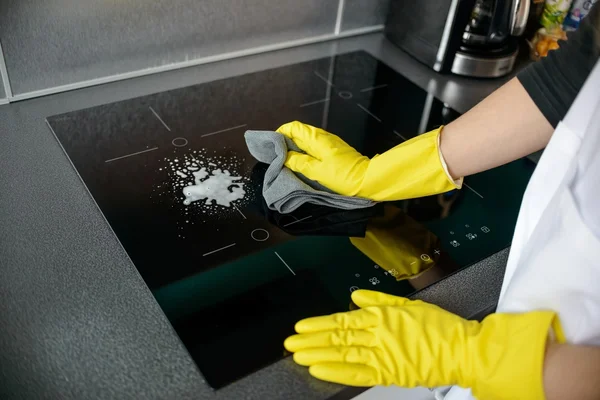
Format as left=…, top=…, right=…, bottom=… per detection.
left=437, top=128, right=464, bottom=188
left=358, top=127, right=462, bottom=201
left=467, top=311, right=566, bottom=400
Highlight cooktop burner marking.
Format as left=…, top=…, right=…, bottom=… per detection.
left=250, top=229, right=269, bottom=242
left=171, top=137, right=188, bottom=147
left=203, top=243, right=237, bottom=257
left=283, top=215, right=313, bottom=227
left=338, top=91, right=353, bottom=99
left=201, top=124, right=247, bottom=138
left=233, top=204, right=247, bottom=219
left=104, top=147, right=159, bottom=163
left=313, top=71, right=334, bottom=87
left=463, top=182, right=484, bottom=199
left=274, top=252, right=296, bottom=276
left=356, top=104, right=382, bottom=122
left=393, top=130, right=408, bottom=141
left=360, top=84, right=388, bottom=92
left=300, top=98, right=330, bottom=108
left=148, top=106, right=171, bottom=132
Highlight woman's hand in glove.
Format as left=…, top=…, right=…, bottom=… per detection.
left=284, top=290, right=564, bottom=400
left=276, top=121, right=461, bottom=202
left=276, top=121, right=370, bottom=197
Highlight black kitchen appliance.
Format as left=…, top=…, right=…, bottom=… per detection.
left=385, top=0, right=530, bottom=78
left=46, top=51, right=535, bottom=388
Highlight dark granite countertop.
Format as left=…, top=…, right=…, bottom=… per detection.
left=0, top=33, right=518, bottom=400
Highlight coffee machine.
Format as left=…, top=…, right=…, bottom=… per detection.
left=384, top=0, right=530, bottom=78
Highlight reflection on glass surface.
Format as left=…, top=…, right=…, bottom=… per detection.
left=46, top=51, right=535, bottom=388
left=351, top=204, right=455, bottom=281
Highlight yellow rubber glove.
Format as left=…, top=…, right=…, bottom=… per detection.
left=284, top=290, right=565, bottom=400
left=276, top=121, right=461, bottom=202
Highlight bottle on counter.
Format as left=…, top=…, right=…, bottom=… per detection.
left=529, top=0, right=572, bottom=60
left=540, top=0, right=574, bottom=28
left=563, top=0, right=599, bottom=30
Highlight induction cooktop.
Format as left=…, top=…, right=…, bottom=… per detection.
left=46, top=51, right=535, bottom=389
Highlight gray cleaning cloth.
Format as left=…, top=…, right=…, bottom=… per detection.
left=244, top=130, right=376, bottom=214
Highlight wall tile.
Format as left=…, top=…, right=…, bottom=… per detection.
left=342, top=0, right=390, bottom=31
left=0, top=0, right=338, bottom=95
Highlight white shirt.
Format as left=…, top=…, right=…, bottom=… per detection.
left=443, top=60, right=600, bottom=400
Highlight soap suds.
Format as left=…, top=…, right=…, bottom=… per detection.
left=192, top=168, right=209, bottom=181
left=183, top=168, right=245, bottom=206
left=150, top=147, right=256, bottom=236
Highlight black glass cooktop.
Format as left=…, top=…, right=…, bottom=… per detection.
left=47, top=51, right=535, bottom=389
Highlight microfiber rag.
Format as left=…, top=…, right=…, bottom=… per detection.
left=262, top=201, right=384, bottom=237
left=244, top=130, right=376, bottom=214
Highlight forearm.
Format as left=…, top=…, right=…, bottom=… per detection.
left=440, top=77, right=553, bottom=179
left=440, top=1, right=599, bottom=180
left=544, top=343, right=600, bottom=400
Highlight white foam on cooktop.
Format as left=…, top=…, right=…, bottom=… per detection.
left=192, top=168, right=208, bottom=181
left=150, top=148, right=253, bottom=238
left=182, top=168, right=245, bottom=207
